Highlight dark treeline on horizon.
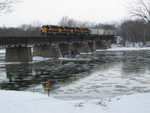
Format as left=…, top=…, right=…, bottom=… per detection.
left=0, top=17, right=150, bottom=47
left=0, top=19, right=117, bottom=37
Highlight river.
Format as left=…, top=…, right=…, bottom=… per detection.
left=0, top=48, right=150, bottom=99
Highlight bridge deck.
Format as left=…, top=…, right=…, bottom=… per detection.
left=0, top=35, right=115, bottom=48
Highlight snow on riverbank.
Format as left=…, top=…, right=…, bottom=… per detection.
left=108, top=46, right=150, bottom=51
left=0, top=90, right=150, bottom=113
left=96, top=45, right=150, bottom=52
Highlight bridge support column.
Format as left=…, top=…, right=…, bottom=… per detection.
left=59, top=43, right=70, bottom=56
left=33, top=44, right=62, bottom=58
left=67, top=43, right=76, bottom=51
left=5, top=47, right=32, bottom=62
left=107, top=40, right=111, bottom=48
left=59, top=42, right=91, bottom=57
left=95, top=41, right=108, bottom=49
left=73, top=42, right=90, bottom=53
left=59, top=43, right=78, bottom=56
left=88, top=41, right=96, bottom=52
left=81, top=42, right=91, bottom=52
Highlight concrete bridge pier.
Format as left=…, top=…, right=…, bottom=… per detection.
left=95, top=41, right=108, bottom=49
left=107, top=40, right=111, bottom=48
left=59, top=43, right=70, bottom=56
left=80, top=42, right=91, bottom=52
left=33, top=44, right=62, bottom=58
left=59, top=42, right=91, bottom=57
left=59, top=42, right=82, bottom=56
left=5, top=47, right=32, bottom=62
left=71, top=42, right=81, bottom=53
left=67, top=43, right=76, bottom=51
left=88, top=41, right=96, bottom=52
left=73, top=42, right=90, bottom=53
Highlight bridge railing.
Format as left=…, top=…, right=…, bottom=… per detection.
left=0, top=37, right=28, bottom=47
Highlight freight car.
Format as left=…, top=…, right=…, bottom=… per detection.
left=40, top=25, right=114, bottom=36
left=90, top=29, right=114, bottom=35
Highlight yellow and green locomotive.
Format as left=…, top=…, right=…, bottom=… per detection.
left=40, top=25, right=91, bottom=36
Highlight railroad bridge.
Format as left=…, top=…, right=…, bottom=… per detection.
left=0, top=35, right=116, bottom=62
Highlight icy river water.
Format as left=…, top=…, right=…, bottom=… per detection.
left=0, top=49, right=150, bottom=99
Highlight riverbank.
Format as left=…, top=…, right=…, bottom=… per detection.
left=0, top=90, right=150, bottom=113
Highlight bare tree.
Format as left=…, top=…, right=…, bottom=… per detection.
left=66, top=19, right=77, bottom=27
left=58, top=16, right=79, bottom=27
left=58, top=16, right=93, bottom=28
left=128, top=0, right=150, bottom=22
left=58, top=16, right=69, bottom=26
left=0, top=23, right=41, bottom=37
left=120, top=19, right=149, bottom=46
left=0, top=0, right=18, bottom=14
left=78, top=21, right=92, bottom=28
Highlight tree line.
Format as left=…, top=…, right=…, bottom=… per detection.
left=0, top=24, right=41, bottom=36
left=120, top=0, right=150, bottom=46
left=120, top=19, right=150, bottom=46
left=0, top=20, right=117, bottom=36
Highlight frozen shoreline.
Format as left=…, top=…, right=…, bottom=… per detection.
left=0, top=90, right=150, bottom=113
left=108, top=46, right=150, bottom=51
left=97, top=46, right=150, bottom=51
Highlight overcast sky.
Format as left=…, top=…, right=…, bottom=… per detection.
left=0, top=0, right=131, bottom=27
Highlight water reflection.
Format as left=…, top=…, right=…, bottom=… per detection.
left=49, top=51, right=150, bottom=98
left=0, top=50, right=150, bottom=99
left=2, top=63, right=32, bottom=90
left=0, top=59, right=93, bottom=93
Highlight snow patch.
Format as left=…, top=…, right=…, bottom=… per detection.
left=0, top=90, right=150, bottom=113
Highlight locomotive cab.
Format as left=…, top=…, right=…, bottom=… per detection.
left=40, top=25, right=50, bottom=36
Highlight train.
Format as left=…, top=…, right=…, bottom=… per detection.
left=40, top=25, right=114, bottom=36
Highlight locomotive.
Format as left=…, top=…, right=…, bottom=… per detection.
left=40, top=25, right=91, bottom=36
left=40, top=25, right=114, bottom=36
